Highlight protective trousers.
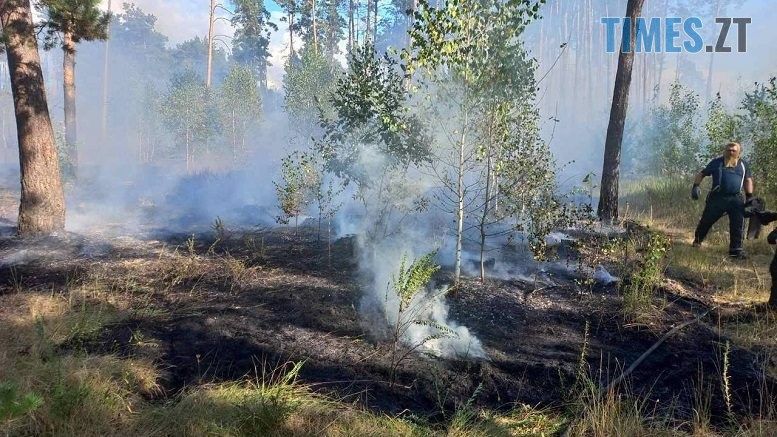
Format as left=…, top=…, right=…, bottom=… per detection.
left=771, top=252, right=777, bottom=307
left=694, top=192, right=745, bottom=255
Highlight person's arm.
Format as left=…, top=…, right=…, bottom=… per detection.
left=744, top=161, right=754, bottom=199
left=744, top=178, right=754, bottom=199
left=691, top=171, right=705, bottom=200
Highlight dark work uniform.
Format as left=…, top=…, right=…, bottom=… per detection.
left=752, top=210, right=777, bottom=306
left=694, top=157, right=751, bottom=255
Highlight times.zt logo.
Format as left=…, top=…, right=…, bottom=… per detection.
left=602, top=17, right=751, bottom=53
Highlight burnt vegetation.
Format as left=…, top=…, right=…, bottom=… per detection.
left=1, top=0, right=777, bottom=435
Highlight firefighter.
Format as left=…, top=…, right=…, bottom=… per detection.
left=691, top=142, right=754, bottom=259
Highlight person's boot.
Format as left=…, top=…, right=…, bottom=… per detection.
left=692, top=239, right=702, bottom=248
left=729, top=251, right=748, bottom=260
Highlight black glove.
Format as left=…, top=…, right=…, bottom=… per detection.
left=746, top=192, right=754, bottom=201
left=691, top=184, right=701, bottom=200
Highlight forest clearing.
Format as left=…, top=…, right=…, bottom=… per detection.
left=2, top=0, right=777, bottom=435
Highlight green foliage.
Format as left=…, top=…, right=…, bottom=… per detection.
left=231, top=0, right=277, bottom=88
left=37, top=0, right=110, bottom=48
left=0, top=382, right=43, bottom=424
left=218, top=65, right=262, bottom=162
left=621, top=232, right=670, bottom=320
left=391, top=252, right=440, bottom=311
left=172, top=37, right=229, bottom=80
left=319, top=44, right=430, bottom=188
left=404, top=0, right=559, bottom=260
left=292, top=0, right=345, bottom=55
left=284, top=46, right=341, bottom=127
left=643, top=81, right=703, bottom=176
left=740, top=78, right=777, bottom=197
left=403, top=0, right=544, bottom=88
left=160, top=70, right=219, bottom=168
left=704, top=94, right=741, bottom=162
left=386, top=252, right=455, bottom=383
left=273, top=151, right=317, bottom=225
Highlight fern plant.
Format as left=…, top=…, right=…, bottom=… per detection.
left=387, top=252, right=456, bottom=384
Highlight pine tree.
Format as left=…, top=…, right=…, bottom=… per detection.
left=38, top=0, right=110, bottom=169
left=0, top=0, right=66, bottom=235
left=231, top=0, right=277, bottom=90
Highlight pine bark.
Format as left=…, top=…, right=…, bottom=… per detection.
left=597, top=0, right=644, bottom=222
left=0, top=0, right=66, bottom=235
left=63, top=31, right=77, bottom=167
left=100, top=0, right=111, bottom=146
left=348, top=0, right=354, bottom=53
left=312, top=0, right=318, bottom=51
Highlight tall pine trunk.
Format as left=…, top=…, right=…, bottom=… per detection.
left=312, top=0, right=318, bottom=51
left=705, top=0, right=722, bottom=104
left=63, top=31, right=78, bottom=168
left=289, top=8, right=295, bottom=60
left=597, top=0, right=644, bottom=223
left=100, top=0, right=111, bottom=147
left=1, top=0, right=66, bottom=235
left=206, top=0, right=215, bottom=88
left=365, top=0, right=371, bottom=42
left=348, top=0, right=354, bottom=53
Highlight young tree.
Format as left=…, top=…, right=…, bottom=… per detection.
left=597, top=0, right=644, bottom=222
left=0, top=0, right=66, bottom=235
left=274, top=151, right=314, bottom=232
left=740, top=78, right=777, bottom=196
left=704, top=93, right=740, bottom=161
left=218, top=66, right=261, bottom=163
left=284, top=46, right=341, bottom=136
left=161, top=71, right=218, bottom=172
left=108, top=4, right=170, bottom=164
left=643, top=81, right=703, bottom=176
left=38, top=0, right=110, bottom=167
left=231, top=0, right=277, bottom=90
left=318, top=44, right=429, bottom=241
left=404, top=0, right=547, bottom=284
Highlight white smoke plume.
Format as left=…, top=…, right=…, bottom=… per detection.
left=337, top=144, right=486, bottom=359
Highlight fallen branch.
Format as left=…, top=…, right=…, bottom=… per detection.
left=604, top=308, right=713, bottom=393
left=562, top=308, right=714, bottom=437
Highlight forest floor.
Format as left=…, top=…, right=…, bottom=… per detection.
left=1, top=182, right=777, bottom=435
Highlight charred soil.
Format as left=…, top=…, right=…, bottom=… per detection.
left=0, top=224, right=773, bottom=427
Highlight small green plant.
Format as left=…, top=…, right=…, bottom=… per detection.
left=621, top=232, right=670, bottom=320
left=449, top=383, right=484, bottom=431
left=274, top=151, right=313, bottom=231
left=0, top=382, right=43, bottom=424
left=386, top=252, right=455, bottom=384
left=209, top=217, right=228, bottom=253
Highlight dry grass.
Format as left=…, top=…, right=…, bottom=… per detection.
left=0, top=262, right=564, bottom=436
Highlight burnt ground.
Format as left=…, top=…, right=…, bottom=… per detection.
left=0, top=222, right=774, bottom=427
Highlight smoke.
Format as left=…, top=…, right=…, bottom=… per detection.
left=522, top=0, right=777, bottom=188
left=4, top=0, right=774, bottom=363
left=332, top=144, right=486, bottom=359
